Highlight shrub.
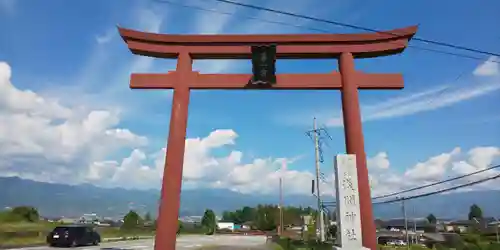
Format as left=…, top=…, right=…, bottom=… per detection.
left=462, top=234, right=481, bottom=245
left=488, top=243, right=500, bottom=250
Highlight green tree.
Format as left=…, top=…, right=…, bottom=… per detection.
left=462, top=233, right=481, bottom=245
left=426, top=213, right=437, bottom=224
left=220, top=205, right=316, bottom=231
left=177, top=220, right=183, bottom=235
left=229, top=210, right=244, bottom=224
left=468, top=204, right=483, bottom=220
left=240, top=206, right=255, bottom=223
left=222, top=211, right=232, bottom=221
left=144, top=212, right=152, bottom=222
left=283, top=206, right=308, bottom=226
left=11, top=206, right=39, bottom=222
left=201, top=209, right=216, bottom=235
left=255, top=205, right=277, bottom=231
left=122, top=210, right=142, bottom=230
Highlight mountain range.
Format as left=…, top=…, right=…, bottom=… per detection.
left=1, top=176, right=499, bottom=220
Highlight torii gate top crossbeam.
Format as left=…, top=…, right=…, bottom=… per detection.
left=118, top=26, right=417, bottom=59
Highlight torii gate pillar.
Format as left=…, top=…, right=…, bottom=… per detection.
left=339, top=52, right=376, bottom=246
left=118, top=25, right=418, bottom=250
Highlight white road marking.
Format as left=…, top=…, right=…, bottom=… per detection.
left=183, top=244, right=202, bottom=248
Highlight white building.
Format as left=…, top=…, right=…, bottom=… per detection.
left=79, top=213, right=101, bottom=225
left=217, top=221, right=235, bottom=231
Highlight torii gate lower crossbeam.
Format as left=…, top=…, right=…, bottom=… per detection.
left=118, top=26, right=417, bottom=250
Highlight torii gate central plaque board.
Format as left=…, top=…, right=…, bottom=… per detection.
left=118, top=26, right=417, bottom=250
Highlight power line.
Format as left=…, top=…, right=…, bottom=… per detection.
left=322, top=173, right=500, bottom=206
left=207, top=0, right=500, bottom=58
left=372, top=164, right=500, bottom=200
left=322, top=164, right=500, bottom=205
left=375, top=173, right=500, bottom=205
left=152, top=0, right=500, bottom=64
left=153, top=0, right=328, bottom=33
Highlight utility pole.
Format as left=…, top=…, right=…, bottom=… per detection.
left=306, top=118, right=331, bottom=243
left=413, top=206, right=417, bottom=245
left=494, top=217, right=499, bottom=243
left=278, top=159, right=287, bottom=236
left=402, top=198, right=409, bottom=250
left=313, top=118, right=325, bottom=242
left=279, top=172, right=284, bottom=235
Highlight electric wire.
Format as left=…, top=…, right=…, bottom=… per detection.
left=207, top=0, right=500, bottom=58
left=371, top=164, right=500, bottom=200
left=321, top=168, right=500, bottom=206
left=374, top=173, right=500, bottom=205
left=152, top=0, right=500, bottom=64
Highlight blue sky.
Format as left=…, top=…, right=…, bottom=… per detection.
left=0, top=0, right=499, bottom=195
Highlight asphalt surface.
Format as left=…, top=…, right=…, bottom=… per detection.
left=5, top=235, right=268, bottom=250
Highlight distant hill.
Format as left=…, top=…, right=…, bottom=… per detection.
left=0, top=177, right=498, bottom=220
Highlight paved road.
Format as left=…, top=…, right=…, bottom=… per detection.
left=5, top=235, right=268, bottom=250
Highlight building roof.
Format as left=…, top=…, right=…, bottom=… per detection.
left=422, top=233, right=446, bottom=242
left=381, top=218, right=430, bottom=228
left=376, top=230, right=403, bottom=237
left=448, top=217, right=497, bottom=227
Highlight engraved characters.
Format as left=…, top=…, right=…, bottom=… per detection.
left=340, top=164, right=359, bottom=242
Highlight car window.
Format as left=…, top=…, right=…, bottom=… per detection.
left=53, top=227, right=72, bottom=234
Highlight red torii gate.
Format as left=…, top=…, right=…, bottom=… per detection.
left=118, top=26, right=417, bottom=250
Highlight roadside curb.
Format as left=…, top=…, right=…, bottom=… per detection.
left=0, top=235, right=155, bottom=249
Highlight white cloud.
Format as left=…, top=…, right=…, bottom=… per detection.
left=358, top=56, right=500, bottom=124
left=403, top=147, right=461, bottom=181
left=359, top=81, right=500, bottom=123
left=96, top=132, right=500, bottom=198
left=282, top=55, right=500, bottom=127
left=473, top=56, right=499, bottom=77
left=368, top=152, right=390, bottom=170
left=85, top=128, right=313, bottom=195
left=0, top=62, right=147, bottom=184
left=95, top=29, right=116, bottom=45
left=370, top=146, right=500, bottom=198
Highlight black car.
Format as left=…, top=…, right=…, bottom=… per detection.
left=46, top=224, right=101, bottom=247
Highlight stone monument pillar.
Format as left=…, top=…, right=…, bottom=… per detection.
left=334, top=154, right=369, bottom=250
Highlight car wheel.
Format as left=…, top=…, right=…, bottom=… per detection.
left=92, top=240, right=99, bottom=246
left=70, top=240, right=77, bottom=248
